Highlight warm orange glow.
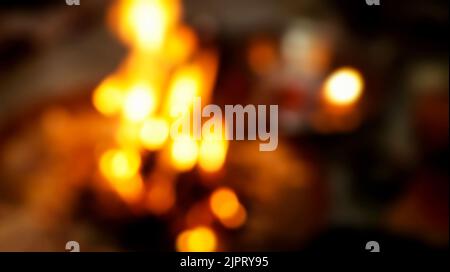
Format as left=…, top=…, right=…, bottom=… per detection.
left=109, top=175, right=144, bottom=203
left=194, top=52, right=219, bottom=104
left=166, top=65, right=203, bottom=116
left=99, top=148, right=141, bottom=181
left=115, top=121, right=142, bottom=148
left=186, top=203, right=214, bottom=227
left=247, top=38, right=277, bottom=75
left=165, top=25, right=197, bottom=64
left=219, top=204, right=247, bottom=229
left=170, top=135, right=199, bottom=171
left=40, top=107, right=71, bottom=146
left=323, top=67, right=364, bottom=106
left=163, top=52, right=218, bottom=117
left=120, top=52, right=167, bottom=88
left=122, top=82, right=157, bottom=122
left=176, top=226, right=217, bottom=252
left=198, top=132, right=228, bottom=173
left=210, top=186, right=247, bottom=228
left=92, top=77, right=124, bottom=116
left=139, top=117, right=169, bottom=150
left=146, top=180, right=175, bottom=214
left=209, top=187, right=240, bottom=220
left=111, top=0, right=181, bottom=51
left=92, top=0, right=223, bottom=221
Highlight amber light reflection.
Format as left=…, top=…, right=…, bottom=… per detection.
left=91, top=0, right=243, bottom=252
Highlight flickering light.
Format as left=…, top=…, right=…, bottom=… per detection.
left=209, top=187, right=240, bottom=220
left=92, top=77, right=124, bottom=116
left=167, top=65, right=203, bottom=116
left=176, top=226, right=217, bottom=252
left=116, top=121, right=142, bottom=148
left=139, top=117, right=169, bottom=150
left=165, top=25, right=197, bottom=64
left=170, top=135, right=199, bottom=171
left=99, top=148, right=141, bottom=181
left=112, top=0, right=180, bottom=51
left=198, top=133, right=228, bottom=173
left=219, top=204, right=247, bottom=229
left=323, top=67, right=364, bottom=106
left=109, top=175, right=144, bottom=203
left=122, top=83, right=156, bottom=122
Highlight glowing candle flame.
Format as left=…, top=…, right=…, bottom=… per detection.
left=323, top=67, right=364, bottom=106
left=165, top=25, right=198, bottom=64
left=122, top=82, right=157, bottom=122
left=92, top=77, right=124, bottom=116
left=99, top=148, right=141, bottom=181
left=209, top=187, right=240, bottom=220
left=176, top=226, right=217, bottom=252
left=139, top=117, right=169, bottom=150
left=170, top=135, right=199, bottom=171
left=111, top=0, right=180, bottom=51
left=219, top=204, right=247, bottom=229
left=166, top=65, right=203, bottom=116
left=198, top=129, right=228, bottom=173
left=109, top=175, right=144, bottom=204
left=209, top=187, right=247, bottom=228
left=93, top=0, right=223, bottom=220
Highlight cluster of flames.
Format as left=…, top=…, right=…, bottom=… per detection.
left=91, top=0, right=243, bottom=251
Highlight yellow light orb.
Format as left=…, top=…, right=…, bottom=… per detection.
left=167, top=66, right=202, bottom=116
left=122, top=83, right=156, bottom=122
left=323, top=67, right=364, bottom=106
left=209, top=187, right=240, bottom=220
left=176, top=226, right=217, bottom=252
left=92, top=77, right=124, bottom=116
left=109, top=175, right=144, bottom=204
left=128, top=0, right=166, bottom=50
left=99, top=148, right=141, bottom=181
left=170, top=135, right=199, bottom=171
left=139, top=117, right=169, bottom=150
left=219, top=204, right=247, bottom=229
left=113, top=0, right=180, bottom=51
left=198, top=138, right=227, bottom=173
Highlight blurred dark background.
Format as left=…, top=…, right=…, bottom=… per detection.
left=0, top=0, right=447, bottom=252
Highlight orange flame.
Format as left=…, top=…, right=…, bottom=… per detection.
left=176, top=226, right=217, bottom=252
